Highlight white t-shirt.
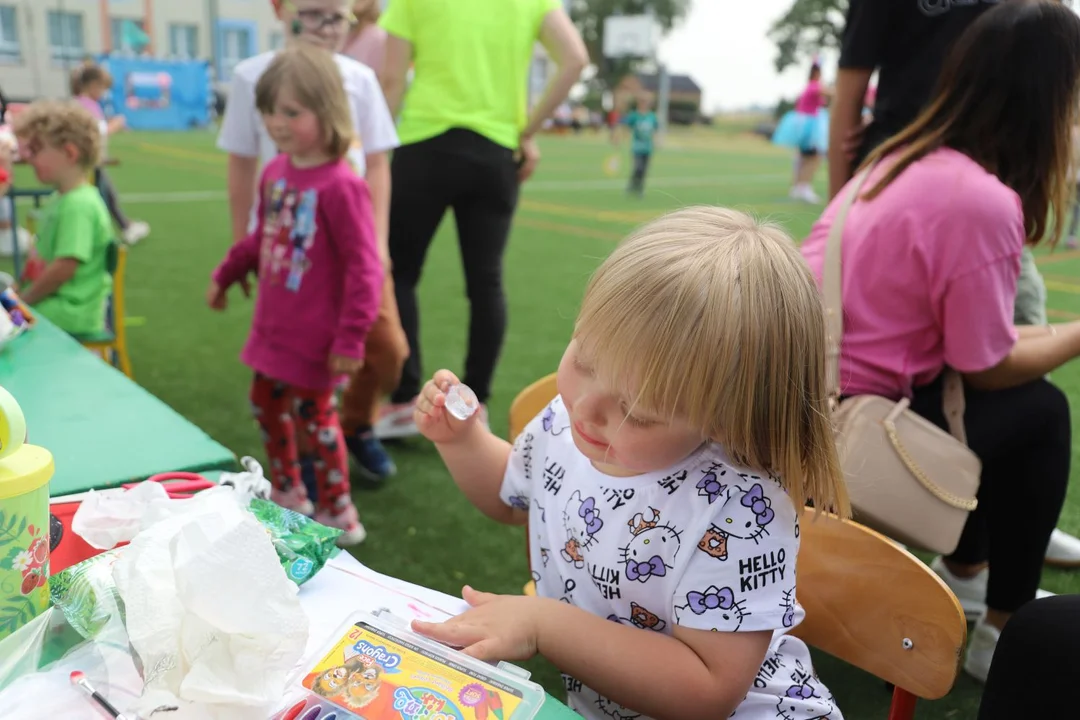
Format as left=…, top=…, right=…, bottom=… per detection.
left=216, top=50, right=399, bottom=231
left=500, top=396, right=842, bottom=720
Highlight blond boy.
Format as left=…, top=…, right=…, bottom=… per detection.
left=15, top=102, right=113, bottom=336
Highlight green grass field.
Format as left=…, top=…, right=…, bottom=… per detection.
left=15, top=126, right=1080, bottom=718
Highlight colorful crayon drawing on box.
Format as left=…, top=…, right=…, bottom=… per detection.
left=302, top=621, right=524, bottom=719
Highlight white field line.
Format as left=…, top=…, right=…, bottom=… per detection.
left=7, top=172, right=788, bottom=206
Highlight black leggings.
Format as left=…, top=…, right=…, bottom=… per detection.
left=910, top=376, right=1070, bottom=612
left=389, top=129, right=520, bottom=405
left=978, top=595, right=1080, bottom=718
left=629, top=152, right=651, bottom=193
left=94, top=167, right=129, bottom=229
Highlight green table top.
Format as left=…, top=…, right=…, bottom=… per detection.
left=0, top=316, right=236, bottom=495
left=539, top=693, right=579, bottom=718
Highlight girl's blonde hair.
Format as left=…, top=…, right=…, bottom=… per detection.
left=255, top=43, right=354, bottom=160
left=575, top=207, right=850, bottom=517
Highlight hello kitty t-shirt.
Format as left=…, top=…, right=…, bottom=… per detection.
left=501, top=396, right=842, bottom=720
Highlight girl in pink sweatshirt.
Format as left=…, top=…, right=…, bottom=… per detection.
left=208, top=45, right=383, bottom=545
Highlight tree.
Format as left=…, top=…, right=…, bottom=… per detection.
left=768, top=0, right=846, bottom=73
left=567, top=0, right=692, bottom=89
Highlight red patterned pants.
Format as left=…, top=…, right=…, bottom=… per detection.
left=249, top=373, right=350, bottom=512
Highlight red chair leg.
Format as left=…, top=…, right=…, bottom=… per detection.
left=887, top=687, right=918, bottom=720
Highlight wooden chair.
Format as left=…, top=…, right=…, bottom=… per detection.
left=508, top=373, right=968, bottom=716
left=510, top=373, right=558, bottom=598
left=73, top=242, right=133, bottom=378
left=792, top=510, right=966, bottom=719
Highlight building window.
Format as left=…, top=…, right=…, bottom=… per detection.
left=169, top=23, right=198, bottom=59
left=220, top=27, right=254, bottom=82
left=110, top=17, right=147, bottom=53
left=47, top=11, right=84, bottom=63
left=268, top=31, right=285, bottom=52
left=0, top=6, right=20, bottom=63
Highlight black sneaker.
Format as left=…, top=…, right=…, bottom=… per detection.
left=346, top=429, right=397, bottom=483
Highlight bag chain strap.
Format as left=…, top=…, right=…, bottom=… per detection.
left=883, top=419, right=979, bottom=511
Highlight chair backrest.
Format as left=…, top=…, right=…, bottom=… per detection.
left=508, top=372, right=558, bottom=440
left=791, top=510, right=966, bottom=700
left=108, top=243, right=127, bottom=338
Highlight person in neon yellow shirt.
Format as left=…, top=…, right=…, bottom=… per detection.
left=373, top=0, right=587, bottom=439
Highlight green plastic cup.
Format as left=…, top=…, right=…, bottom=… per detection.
left=0, top=387, right=54, bottom=641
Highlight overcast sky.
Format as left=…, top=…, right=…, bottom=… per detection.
left=657, top=0, right=838, bottom=111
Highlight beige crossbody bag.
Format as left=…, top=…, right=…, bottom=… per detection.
left=823, top=168, right=981, bottom=555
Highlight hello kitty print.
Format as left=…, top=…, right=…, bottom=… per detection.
left=500, top=396, right=841, bottom=720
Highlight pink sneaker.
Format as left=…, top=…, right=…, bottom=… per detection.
left=315, top=500, right=368, bottom=547
left=271, top=484, right=314, bottom=516
left=374, top=399, right=419, bottom=439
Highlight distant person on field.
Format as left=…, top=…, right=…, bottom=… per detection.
left=71, top=62, right=151, bottom=245
left=620, top=94, right=659, bottom=197
left=374, top=0, right=588, bottom=439
left=14, top=102, right=114, bottom=336
left=218, top=0, right=405, bottom=484
left=772, top=62, right=830, bottom=204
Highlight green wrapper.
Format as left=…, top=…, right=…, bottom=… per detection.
left=248, top=498, right=341, bottom=585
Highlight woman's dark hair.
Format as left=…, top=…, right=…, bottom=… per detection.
left=862, top=0, right=1080, bottom=245
left=808, top=64, right=821, bottom=81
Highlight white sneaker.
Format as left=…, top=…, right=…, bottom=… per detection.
left=1045, top=528, right=1080, bottom=567
left=963, top=618, right=1000, bottom=683
left=931, top=557, right=988, bottom=620
left=374, top=399, right=420, bottom=439
left=930, top=557, right=1055, bottom=621
left=122, top=220, right=150, bottom=245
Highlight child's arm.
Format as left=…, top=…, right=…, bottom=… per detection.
left=227, top=154, right=259, bottom=245
left=417, top=591, right=769, bottom=720
left=354, top=66, right=398, bottom=262
left=414, top=369, right=526, bottom=526
left=21, top=259, right=79, bottom=306
left=216, top=69, right=262, bottom=244
left=209, top=171, right=267, bottom=308
left=365, top=151, right=391, bottom=265
left=324, top=178, right=384, bottom=362
left=106, top=116, right=126, bottom=134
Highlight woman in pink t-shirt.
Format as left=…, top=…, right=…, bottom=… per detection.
left=801, top=0, right=1080, bottom=683
left=341, top=0, right=386, bottom=77
left=772, top=63, right=831, bottom=203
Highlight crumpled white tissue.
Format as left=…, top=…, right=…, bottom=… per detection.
left=111, top=489, right=309, bottom=720
left=215, top=456, right=273, bottom=505
left=72, top=480, right=172, bottom=549
left=71, top=458, right=273, bottom=551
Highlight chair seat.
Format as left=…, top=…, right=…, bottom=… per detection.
left=73, top=329, right=116, bottom=345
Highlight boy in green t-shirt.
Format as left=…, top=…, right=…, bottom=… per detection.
left=621, top=94, right=660, bottom=196
left=14, top=101, right=113, bottom=335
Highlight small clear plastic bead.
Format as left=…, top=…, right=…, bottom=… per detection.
left=445, top=383, right=479, bottom=420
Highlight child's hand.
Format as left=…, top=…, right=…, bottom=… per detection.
left=206, top=281, right=228, bottom=311
left=415, top=370, right=478, bottom=444
left=412, top=587, right=542, bottom=662
left=329, top=354, right=364, bottom=377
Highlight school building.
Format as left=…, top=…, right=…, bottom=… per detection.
left=0, top=0, right=285, bottom=100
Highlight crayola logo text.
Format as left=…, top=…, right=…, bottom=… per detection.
left=352, top=640, right=402, bottom=669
